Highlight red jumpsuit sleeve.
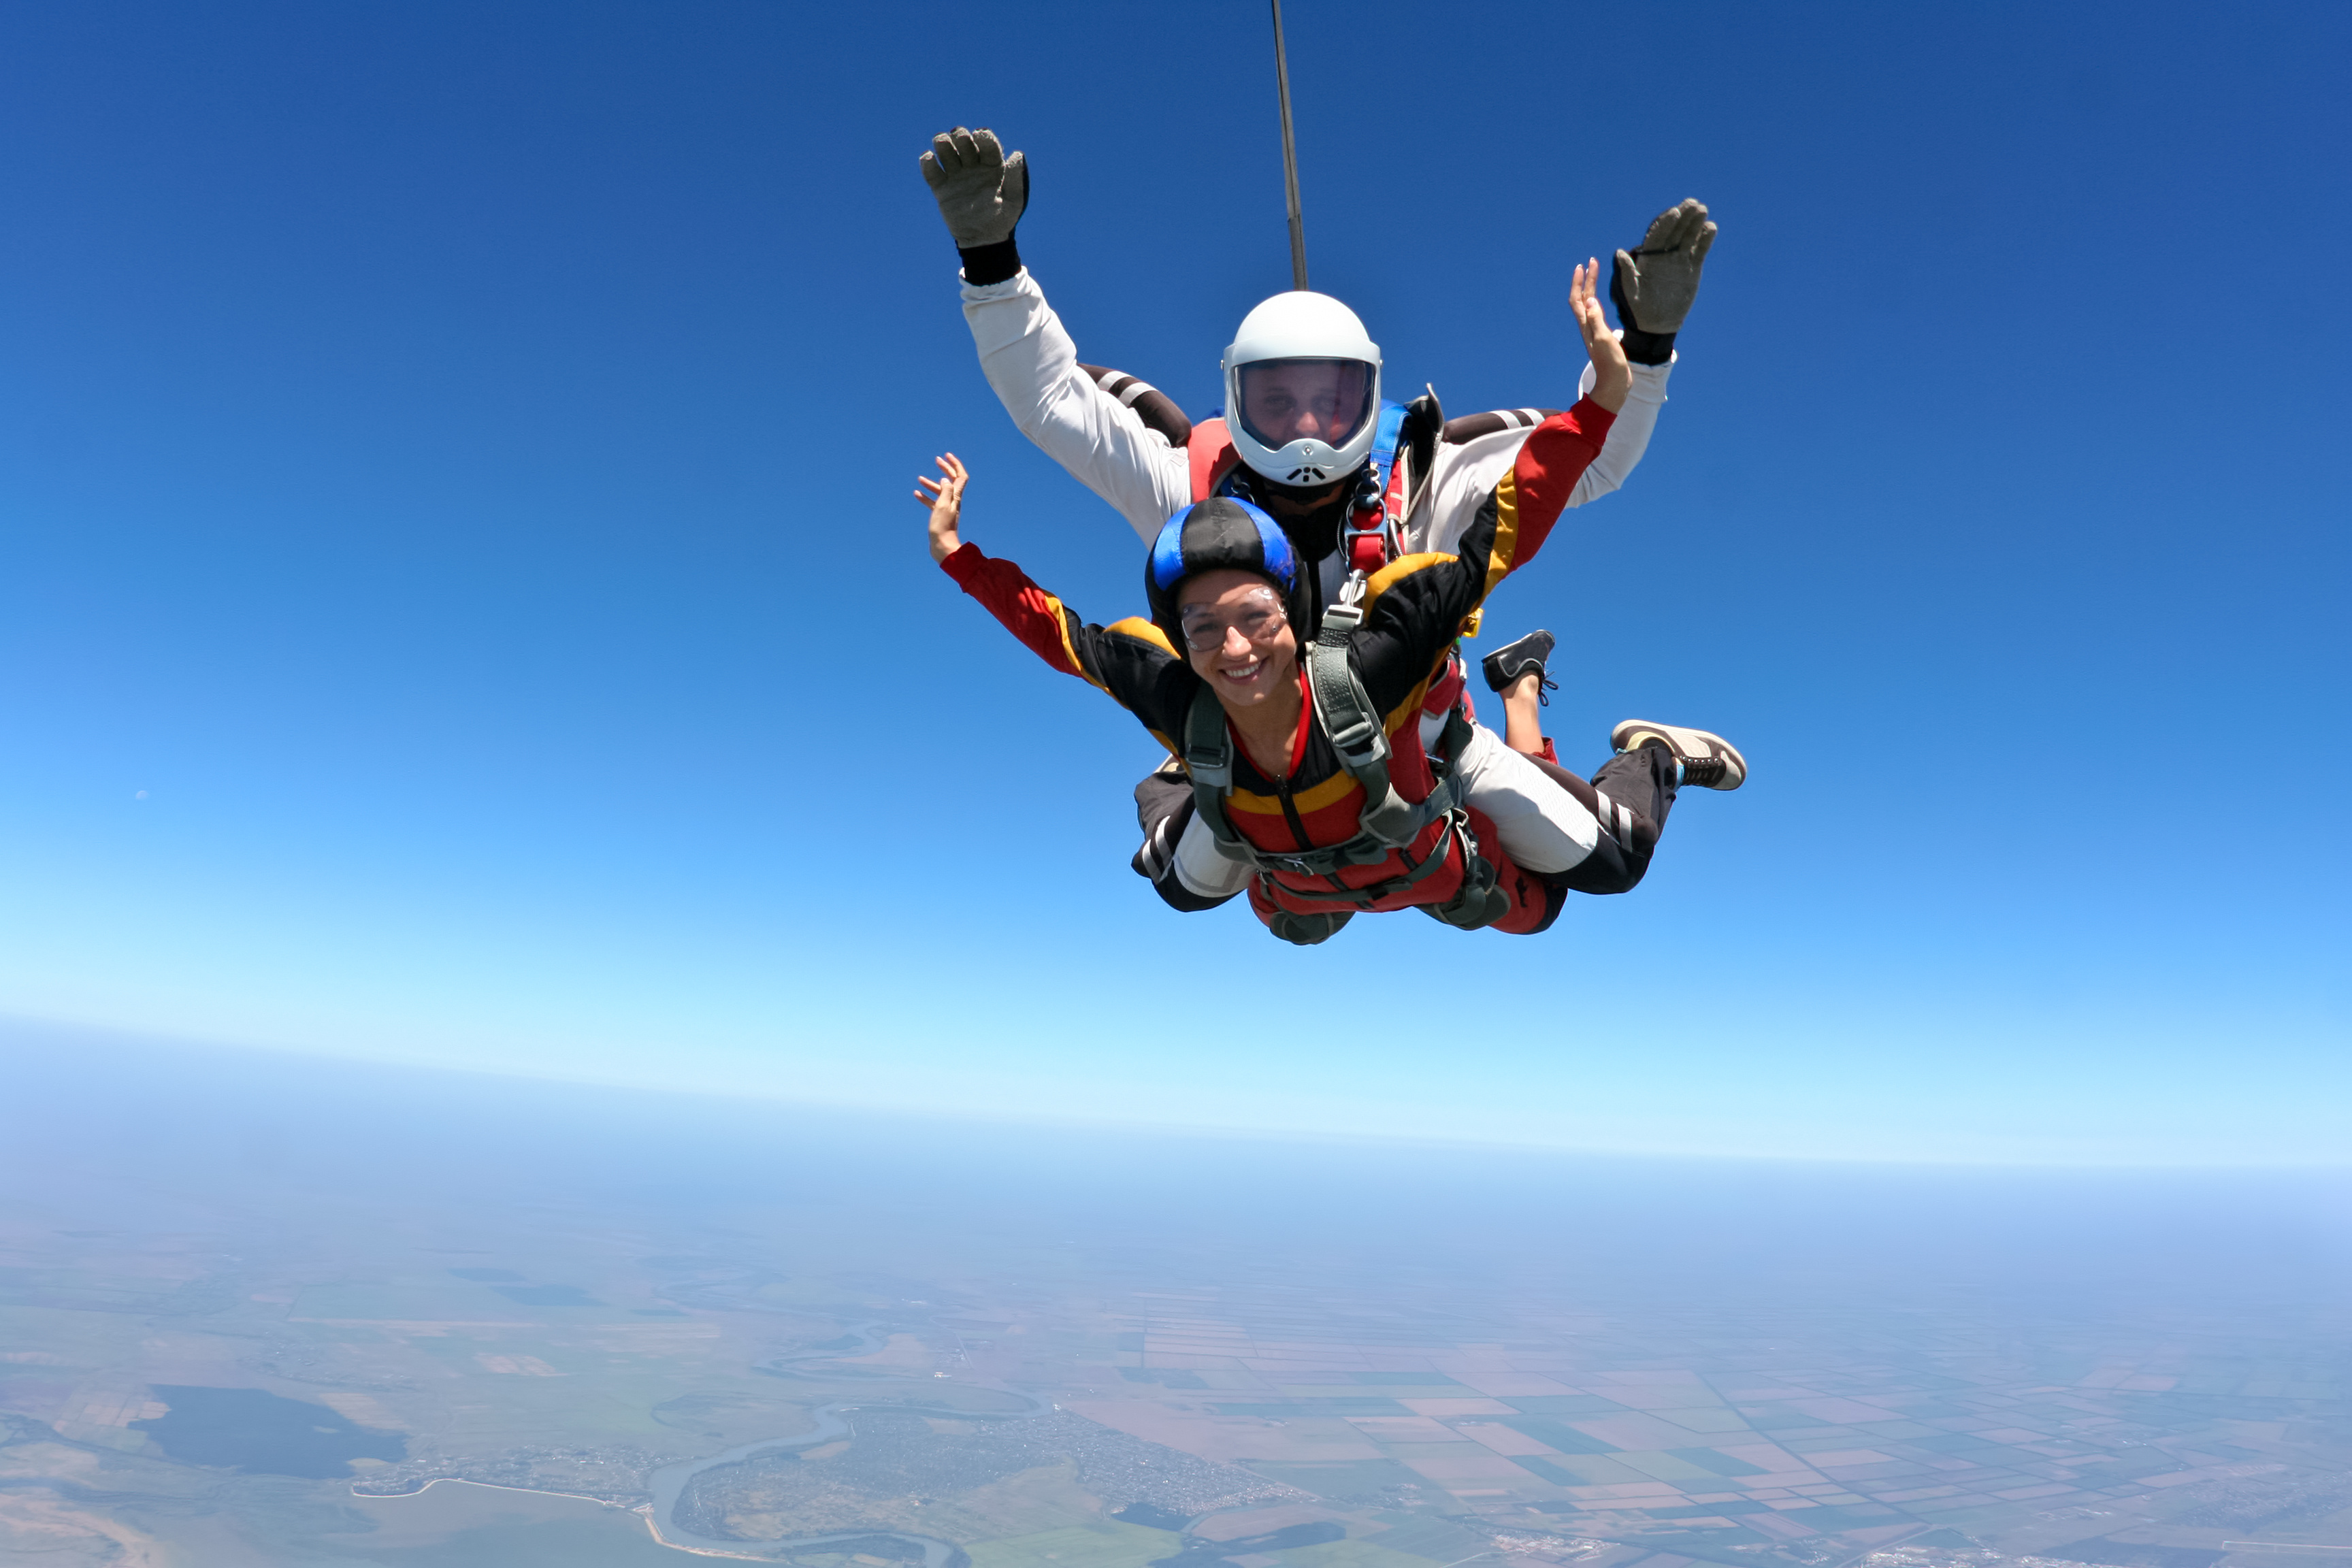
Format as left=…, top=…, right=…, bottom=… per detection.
left=1345, top=397, right=1617, bottom=725
left=940, top=542, right=1096, bottom=682
left=939, top=542, right=1196, bottom=748
left=1476, top=395, right=1616, bottom=593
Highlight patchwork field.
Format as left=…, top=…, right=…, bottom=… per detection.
left=3, top=1077, right=2347, bottom=1568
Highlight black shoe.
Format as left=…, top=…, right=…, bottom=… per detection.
left=1481, top=630, right=1557, bottom=702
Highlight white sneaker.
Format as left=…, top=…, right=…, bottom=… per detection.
left=1610, top=720, right=1747, bottom=790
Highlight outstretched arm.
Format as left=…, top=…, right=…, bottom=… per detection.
left=1561, top=197, right=1717, bottom=505
left=919, top=452, right=1115, bottom=685
left=919, top=128, right=1192, bottom=541
left=917, top=455, right=1194, bottom=745
left=1350, top=269, right=1621, bottom=715
left=1417, top=203, right=1703, bottom=544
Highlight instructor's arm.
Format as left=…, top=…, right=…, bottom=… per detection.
left=918, top=128, right=1190, bottom=541
left=1568, top=197, right=1718, bottom=505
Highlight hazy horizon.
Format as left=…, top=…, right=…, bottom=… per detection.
left=8, top=1015, right=2350, bottom=1171
left=6, top=1015, right=2349, bottom=1563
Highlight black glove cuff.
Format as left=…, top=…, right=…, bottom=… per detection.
left=1607, top=257, right=1675, bottom=365
left=957, top=236, right=1022, bottom=287
left=1620, top=326, right=1676, bottom=367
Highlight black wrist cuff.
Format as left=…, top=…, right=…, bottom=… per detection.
left=1607, top=257, right=1676, bottom=366
left=957, top=236, right=1022, bottom=287
left=1620, top=327, right=1676, bottom=367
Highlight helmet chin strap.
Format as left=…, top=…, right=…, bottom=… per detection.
left=1220, top=469, right=1348, bottom=581
left=1229, top=466, right=1351, bottom=512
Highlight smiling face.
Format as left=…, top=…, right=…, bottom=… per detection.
left=1236, top=359, right=1374, bottom=451
left=1176, top=568, right=1298, bottom=711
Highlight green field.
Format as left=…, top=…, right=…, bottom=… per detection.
left=966, top=1521, right=1182, bottom=1568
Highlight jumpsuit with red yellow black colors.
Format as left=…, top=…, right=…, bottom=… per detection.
left=941, top=399, right=1616, bottom=936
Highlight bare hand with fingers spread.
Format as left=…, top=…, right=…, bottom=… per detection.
left=1569, top=258, right=1631, bottom=414
left=916, top=453, right=969, bottom=564
left=909, top=127, right=1741, bottom=938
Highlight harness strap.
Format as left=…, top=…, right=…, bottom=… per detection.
left=1180, top=684, right=1473, bottom=885
left=1181, top=687, right=1247, bottom=863
left=1428, top=812, right=1507, bottom=929
left=1305, top=600, right=1422, bottom=846
left=1177, top=578, right=1488, bottom=898
left=1260, top=808, right=1462, bottom=911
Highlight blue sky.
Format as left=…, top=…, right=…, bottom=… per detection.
left=1, top=0, right=2344, bottom=1165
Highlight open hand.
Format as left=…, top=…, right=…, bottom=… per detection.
left=917, top=453, right=970, bottom=563
left=1571, top=260, right=1631, bottom=414
left=919, top=128, right=1028, bottom=250
left=1612, top=198, right=1716, bottom=335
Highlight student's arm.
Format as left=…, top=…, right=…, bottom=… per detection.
left=1409, top=211, right=1697, bottom=552
left=1351, top=396, right=1617, bottom=721
left=1566, top=356, right=1670, bottom=506
left=1352, top=263, right=1627, bottom=717
left=1416, top=361, right=1670, bottom=553
left=920, top=453, right=1193, bottom=748
left=940, top=546, right=1193, bottom=754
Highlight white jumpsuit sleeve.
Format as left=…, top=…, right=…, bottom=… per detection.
left=1406, top=353, right=1676, bottom=555
left=1171, top=812, right=1255, bottom=900
left=960, top=270, right=1194, bottom=543
left=1567, top=354, right=1673, bottom=507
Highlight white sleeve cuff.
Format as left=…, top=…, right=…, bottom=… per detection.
left=1579, top=353, right=1676, bottom=401
left=958, top=267, right=1032, bottom=301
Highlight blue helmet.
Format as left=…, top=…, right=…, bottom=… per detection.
left=1145, top=497, right=1305, bottom=651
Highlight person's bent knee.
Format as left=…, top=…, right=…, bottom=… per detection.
left=1545, top=840, right=1652, bottom=896
left=1153, top=875, right=1240, bottom=913
left=1458, top=728, right=1602, bottom=875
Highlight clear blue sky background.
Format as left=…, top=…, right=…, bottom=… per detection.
left=1, top=0, right=2343, bottom=1164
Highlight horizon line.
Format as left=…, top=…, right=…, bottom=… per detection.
left=7, top=1009, right=2349, bottom=1175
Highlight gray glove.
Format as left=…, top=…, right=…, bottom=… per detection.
left=919, top=127, right=1028, bottom=250
left=1612, top=198, right=1716, bottom=335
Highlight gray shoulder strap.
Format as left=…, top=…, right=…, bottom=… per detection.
left=1307, top=602, right=1418, bottom=846
left=1181, top=686, right=1258, bottom=865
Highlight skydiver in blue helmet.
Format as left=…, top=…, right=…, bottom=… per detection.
left=918, top=127, right=1742, bottom=921
left=913, top=263, right=1738, bottom=943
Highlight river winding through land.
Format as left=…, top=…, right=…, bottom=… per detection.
left=645, top=1324, right=1051, bottom=1562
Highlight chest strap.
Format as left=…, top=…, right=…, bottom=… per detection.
left=1304, top=598, right=1422, bottom=845
left=1179, top=632, right=1471, bottom=890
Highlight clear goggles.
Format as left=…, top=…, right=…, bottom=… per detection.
left=1234, top=358, right=1376, bottom=453
left=1177, top=586, right=1288, bottom=653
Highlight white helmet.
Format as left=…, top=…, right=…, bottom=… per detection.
left=1222, top=291, right=1382, bottom=489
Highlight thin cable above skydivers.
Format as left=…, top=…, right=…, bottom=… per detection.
left=916, top=127, right=1743, bottom=938
left=916, top=265, right=1744, bottom=943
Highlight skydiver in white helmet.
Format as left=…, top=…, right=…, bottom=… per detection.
left=919, top=127, right=1742, bottom=920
